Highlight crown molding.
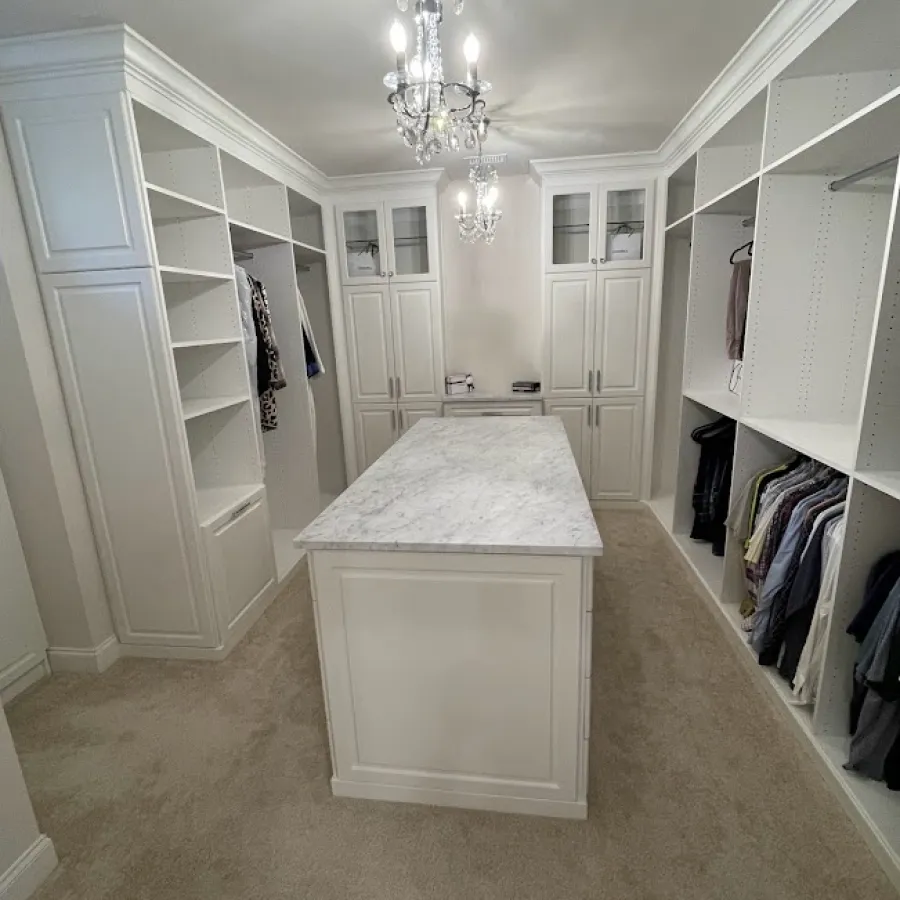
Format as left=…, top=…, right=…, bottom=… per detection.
left=328, top=168, right=448, bottom=194
left=658, top=0, right=858, bottom=173
left=529, top=151, right=662, bottom=183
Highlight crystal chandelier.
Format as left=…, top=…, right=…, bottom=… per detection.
left=456, top=149, right=502, bottom=244
left=384, top=0, right=491, bottom=165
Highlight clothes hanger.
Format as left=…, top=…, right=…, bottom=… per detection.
left=730, top=240, right=753, bottom=264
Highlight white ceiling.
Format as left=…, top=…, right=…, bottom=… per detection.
left=0, top=0, right=782, bottom=177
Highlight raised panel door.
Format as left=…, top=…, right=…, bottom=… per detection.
left=594, top=271, right=649, bottom=396
left=543, top=400, right=592, bottom=490
left=343, top=286, right=395, bottom=402
left=354, top=405, right=399, bottom=473
left=42, top=269, right=216, bottom=646
left=544, top=274, right=595, bottom=397
left=590, top=399, right=644, bottom=501
left=391, top=283, right=443, bottom=401
left=399, top=403, right=442, bottom=434
left=4, top=93, right=151, bottom=273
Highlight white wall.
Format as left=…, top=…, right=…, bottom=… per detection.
left=0, top=704, right=56, bottom=896
left=439, top=175, right=542, bottom=394
left=0, top=126, right=115, bottom=663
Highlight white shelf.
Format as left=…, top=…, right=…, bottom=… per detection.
left=293, top=240, right=326, bottom=266
left=665, top=211, right=694, bottom=235
left=272, top=528, right=305, bottom=584
left=195, top=484, right=261, bottom=528
left=673, top=533, right=725, bottom=597
left=146, top=183, right=224, bottom=221
left=694, top=173, right=760, bottom=217
left=683, top=388, right=741, bottom=420
left=648, top=494, right=674, bottom=530
left=229, top=219, right=291, bottom=252
left=741, top=417, right=858, bottom=474
left=854, top=470, right=900, bottom=502
left=181, top=395, right=248, bottom=421
left=159, top=265, right=232, bottom=284
left=171, top=337, right=241, bottom=350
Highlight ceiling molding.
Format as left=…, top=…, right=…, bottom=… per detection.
left=529, top=151, right=662, bottom=183
left=658, top=0, right=858, bottom=173
left=328, top=168, right=448, bottom=194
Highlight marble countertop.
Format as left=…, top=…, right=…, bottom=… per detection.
left=443, top=391, right=543, bottom=402
left=296, top=417, right=602, bottom=556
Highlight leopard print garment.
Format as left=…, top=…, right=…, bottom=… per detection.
left=250, top=276, right=286, bottom=431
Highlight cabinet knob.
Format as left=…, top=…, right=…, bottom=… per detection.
left=388, top=270, right=395, bottom=278
left=591, top=257, right=597, bottom=265
left=599, top=258, right=607, bottom=264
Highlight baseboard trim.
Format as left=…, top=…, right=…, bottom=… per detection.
left=331, top=778, right=588, bottom=820
left=0, top=835, right=57, bottom=900
left=0, top=656, right=49, bottom=705
left=47, top=634, right=120, bottom=674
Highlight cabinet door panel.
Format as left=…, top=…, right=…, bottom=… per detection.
left=590, top=400, right=643, bottom=501
left=543, top=401, right=591, bottom=490
left=545, top=187, right=598, bottom=272
left=391, top=283, right=443, bottom=401
left=343, top=286, right=395, bottom=402
left=385, top=200, right=439, bottom=282
left=399, top=403, right=442, bottom=433
left=4, top=93, right=151, bottom=272
left=595, top=271, right=649, bottom=396
left=598, top=183, right=653, bottom=270
left=337, top=203, right=388, bottom=285
left=42, top=269, right=215, bottom=645
left=544, top=275, right=595, bottom=397
left=354, top=405, right=398, bottom=472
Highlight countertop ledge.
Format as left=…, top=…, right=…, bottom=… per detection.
left=296, top=417, right=602, bottom=557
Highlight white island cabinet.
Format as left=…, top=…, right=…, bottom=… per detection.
left=296, top=417, right=602, bottom=818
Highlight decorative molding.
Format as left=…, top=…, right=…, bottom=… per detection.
left=529, top=151, right=662, bottom=183
left=328, top=168, right=447, bottom=195
left=0, top=835, right=57, bottom=900
left=0, top=656, right=49, bottom=705
left=47, top=634, right=120, bottom=674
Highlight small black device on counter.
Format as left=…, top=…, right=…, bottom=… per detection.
left=511, top=381, right=541, bottom=394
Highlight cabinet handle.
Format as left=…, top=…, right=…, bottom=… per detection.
left=481, top=412, right=502, bottom=416
left=388, top=376, right=394, bottom=399
left=587, top=405, right=592, bottom=427
left=596, top=369, right=601, bottom=391
left=391, top=408, right=397, bottom=432
left=396, top=375, right=401, bottom=397
left=587, top=370, right=593, bottom=393
left=230, top=501, right=253, bottom=522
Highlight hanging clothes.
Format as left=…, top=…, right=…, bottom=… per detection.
left=297, top=290, right=324, bottom=379
left=249, top=275, right=286, bottom=432
left=726, top=258, right=751, bottom=361
left=689, top=418, right=736, bottom=556
left=234, top=265, right=258, bottom=391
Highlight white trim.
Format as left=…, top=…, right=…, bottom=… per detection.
left=0, top=657, right=48, bottom=705
left=0, top=836, right=57, bottom=900
left=327, top=169, right=446, bottom=194
left=530, top=151, right=661, bottom=182
left=331, top=778, right=588, bottom=820
left=47, top=634, right=120, bottom=674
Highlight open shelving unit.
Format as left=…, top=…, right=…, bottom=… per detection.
left=652, top=1, right=900, bottom=888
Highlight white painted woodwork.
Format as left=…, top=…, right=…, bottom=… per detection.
left=591, top=399, right=644, bottom=501
left=399, top=402, right=442, bottom=434
left=597, top=182, right=654, bottom=269
left=353, top=404, right=398, bottom=472
left=594, top=271, right=649, bottom=396
left=0, top=454, right=48, bottom=700
left=444, top=401, right=542, bottom=417
left=545, top=186, right=597, bottom=272
left=543, top=400, right=592, bottom=490
left=343, top=286, right=395, bottom=403
left=336, top=201, right=389, bottom=285
left=202, top=489, right=277, bottom=634
left=310, top=549, right=592, bottom=817
left=41, top=268, right=218, bottom=647
left=391, top=282, right=443, bottom=401
left=3, top=93, right=151, bottom=272
left=543, top=274, right=595, bottom=397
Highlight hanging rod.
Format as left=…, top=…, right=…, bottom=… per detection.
left=233, top=249, right=254, bottom=262
left=742, top=215, right=756, bottom=228
left=828, top=156, right=897, bottom=192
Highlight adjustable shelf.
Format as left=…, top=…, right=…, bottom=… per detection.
left=229, top=219, right=291, bottom=252
left=171, top=338, right=242, bottom=350
left=195, top=483, right=262, bottom=528
left=181, top=395, right=248, bottom=421
left=740, top=418, right=858, bottom=474
left=159, top=266, right=233, bottom=284
left=145, top=183, right=224, bottom=221
left=682, top=388, right=741, bottom=420
left=293, top=240, right=326, bottom=267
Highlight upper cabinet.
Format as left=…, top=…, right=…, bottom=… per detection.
left=337, top=197, right=439, bottom=285
left=544, top=181, right=654, bottom=272
left=3, top=93, right=152, bottom=273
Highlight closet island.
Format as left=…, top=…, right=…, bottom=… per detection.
left=296, top=416, right=601, bottom=817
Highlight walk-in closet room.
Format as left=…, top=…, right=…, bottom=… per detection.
left=0, top=1, right=898, bottom=899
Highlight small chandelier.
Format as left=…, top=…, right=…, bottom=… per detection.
left=456, top=150, right=502, bottom=244
left=384, top=0, right=491, bottom=165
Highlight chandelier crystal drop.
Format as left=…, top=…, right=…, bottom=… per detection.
left=456, top=150, right=502, bottom=244
left=384, top=0, right=491, bottom=165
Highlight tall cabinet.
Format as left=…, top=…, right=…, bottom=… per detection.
left=0, top=29, right=333, bottom=660
left=336, top=192, right=445, bottom=473
left=535, top=176, right=654, bottom=500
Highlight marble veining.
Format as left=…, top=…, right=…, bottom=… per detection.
left=296, top=417, right=602, bottom=556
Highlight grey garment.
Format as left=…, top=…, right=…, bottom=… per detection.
left=846, top=693, right=900, bottom=780
left=756, top=461, right=817, bottom=522
left=726, top=473, right=754, bottom=540
left=856, top=581, right=900, bottom=686
left=750, top=479, right=844, bottom=653
left=799, top=501, right=845, bottom=563
left=726, top=259, right=751, bottom=361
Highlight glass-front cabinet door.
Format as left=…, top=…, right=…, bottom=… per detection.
left=545, top=188, right=597, bottom=272
left=384, top=199, right=438, bottom=282
left=598, top=183, right=653, bottom=269
left=337, top=203, right=388, bottom=284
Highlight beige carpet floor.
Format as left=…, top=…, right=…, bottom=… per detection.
left=7, top=509, right=898, bottom=900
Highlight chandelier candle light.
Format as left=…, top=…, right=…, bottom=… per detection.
left=456, top=150, right=503, bottom=244
left=385, top=0, right=491, bottom=164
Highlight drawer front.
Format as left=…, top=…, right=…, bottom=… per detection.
left=205, top=492, right=276, bottom=633
left=444, top=402, right=542, bottom=417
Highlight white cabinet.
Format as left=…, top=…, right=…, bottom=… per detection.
left=544, top=182, right=654, bottom=273
left=544, top=270, right=649, bottom=399
left=399, top=403, right=442, bottom=433
left=590, top=399, right=644, bottom=501
left=354, top=404, right=399, bottom=472
left=444, top=401, right=542, bottom=417
left=544, top=398, right=643, bottom=500
left=3, top=93, right=151, bottom=273
left=344, top=283, right=444, bottom=404
left=337, top=198, right=439, bottom=285
left=0, top=455, right=48, bottom=700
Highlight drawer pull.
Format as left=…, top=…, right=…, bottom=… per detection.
left=229, top=501, right=254, bottom=522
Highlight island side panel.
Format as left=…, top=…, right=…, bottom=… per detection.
left=308, top=548, right=593, bottom=819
